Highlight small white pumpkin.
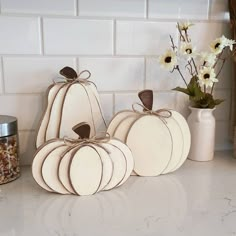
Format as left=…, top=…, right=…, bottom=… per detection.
left=36, top=66, right=106, bottom=148
left=32, top=123, right=134, bottom=196
left=107, top=90, right=191, bottom=177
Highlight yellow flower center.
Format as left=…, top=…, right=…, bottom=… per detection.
left=215, top=43, right=221, bottom=49
left=186, top=48, right=192, bottom=54
left=165, top=56, right=172, bottom=63
left=204, top=73, right=210, bottom=79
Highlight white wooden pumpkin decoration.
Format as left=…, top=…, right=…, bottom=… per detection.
left=36, top=66, right=106, bottom=148
left=107, top=90, right=191, bottom=177
left=32, top=123, right=134, bottom=196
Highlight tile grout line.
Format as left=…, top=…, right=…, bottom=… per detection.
left=0, top=54, right=157, bottom=58
left=75, top=0, right=79, bottom=16
left=0, top=13, right=229, bottom=23
left=208, top=0, right=212, bottom=20
left=145, top=0, right=149, bottom=19
left=143, top=57, right=147, bottom=89
left=39, top=17, right=44, bottom=55
left=113, top=19, right=116, bottom=55
left=0, top=57, right=5, bottom=94
left=1, top=87, right=231, bottom=97
left=112, top=92, right=116, bottom=116
left=76, top=57, right=79, bottom=71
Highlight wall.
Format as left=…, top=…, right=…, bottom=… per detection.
left=0, top=0, right=232, bottom=165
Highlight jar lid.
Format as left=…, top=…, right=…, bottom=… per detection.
left=0, top=115, right=18, bottom=137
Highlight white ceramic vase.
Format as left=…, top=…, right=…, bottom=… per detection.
left=187, top=107, right=216, bottom=161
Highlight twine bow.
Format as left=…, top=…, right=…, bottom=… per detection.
left=54, top=70, right=92, bottom=84
left=132, top=103, right=172, bottom=123
left=74, top=70, right=91, bottom=83
left=63, top=132, right=111, bottom=152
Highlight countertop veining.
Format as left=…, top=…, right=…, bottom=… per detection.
left=0, top=151, right=236, bottom=236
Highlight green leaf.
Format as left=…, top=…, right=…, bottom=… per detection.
left=172, top=87, right=190, bottom=95
left=214, top=99, right=224, bottom=105
left=187, top=76, right=204, bottom=99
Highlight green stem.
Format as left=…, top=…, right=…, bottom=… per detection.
left=191, top=58, right=198, bottom=75
left=210, top=83, right=215, bottom=95
left=176, top=66, right=188, bottom=87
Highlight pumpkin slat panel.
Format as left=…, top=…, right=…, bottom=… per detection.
left=102, top=142, right=127, bottom=190
left=113, top=114, right=139, bottom=142
left=46, top=84, right=70, bottom=140
left=109, top=139, right=134, bottom=187
left=126, top=115, right=172, bottom=177
left=36, top=83, right=65, bottom=148
left=107, top=110, right=134, bottom=136
left=32, top=139, right=65, bottom=192
left=84, top=82, right=107, bottom=133
left=161, top=116, right=184, bottom=174
left=69, top=146, right=103, bottom=196
left=58, top=147, right=76, bottom=194
left=90, top=144, right=113, bottom=192
left=170, top=110, right=191, bottom=172
left=42, top=145, right=71, bottom=195
left=59, top=83, right=96, bottom=139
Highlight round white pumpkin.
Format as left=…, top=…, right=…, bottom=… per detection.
left=107, top=90, right=191, bottom=176
left=32, top=123, right=134, bottom=196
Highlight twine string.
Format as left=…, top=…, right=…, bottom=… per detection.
left=54, top=70, right=92, bottom=84
left=132, top=103, right=172, bottom=124
left=63, top=132, right=110, bottom=148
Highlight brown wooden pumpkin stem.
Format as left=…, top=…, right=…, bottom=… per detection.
left=60, top=66, right=78, bottom=80
left=72, top=122, right=91, bottom=139
left=138, top=90, right=153, bottom=111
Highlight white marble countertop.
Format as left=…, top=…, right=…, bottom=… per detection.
left=1, top=151, right=236, bottom=236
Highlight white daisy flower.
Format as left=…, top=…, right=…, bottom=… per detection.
left=159, top=49, right=177, bottom=70
left=221, top=35, right=236, bottom=51
left=210, top=36, right=226, bottom=54
left=178, top=22, right=194, bottom=31
left=180, top=42, right=197, bottom=60
left=199, top=52, right=216, bottom=67
left=198, top=67, right=218, bottom=88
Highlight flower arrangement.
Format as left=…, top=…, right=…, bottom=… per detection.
left=159, top=22, right=236, bottom=109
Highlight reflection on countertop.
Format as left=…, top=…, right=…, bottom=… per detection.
left=0, top=151, right=236, bottom=236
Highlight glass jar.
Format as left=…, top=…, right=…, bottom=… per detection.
left=0, top=115, right=20, bottom=184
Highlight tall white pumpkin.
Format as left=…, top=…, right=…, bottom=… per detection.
left=36, top=67, right=106, bottom=148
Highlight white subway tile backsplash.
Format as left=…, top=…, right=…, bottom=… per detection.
left=116, top=21, right=178, bottom=55
left=210, top=0, right=230, bottom=21
left=0, top=64, right=3, bottom=94
left=148, top=0, right=209, bottom=20
left=175, top=92, right=190, bottom=118
left=43, top=18, right=113, bottom=55
left=79, top=0, right=145, bottom=18
left=114, top=93, right=139, bottom=112
left=19, top=131, right=36, bottom=166
left=0, top=16, right=40, bottom=54
left=215, top=59, right=232, bottom=89
left=214, top=89, right=231, bottom=121
left=1, top=0, right=76, bottom=16
left=79, top=57, right=144, bottom=91
left=215, top=121, right=232, bottom=150
left=153, top=91, right=177, bottom=110
left=0, top=95, right=43, bottom=130
left=99, top=93, right=113, bottom=124
left=3, top=57, right=76, bottom=93
left=187, top=22, right=231, bottom=52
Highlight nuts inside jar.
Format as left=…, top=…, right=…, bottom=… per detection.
left=0, top=135, right=20, bottom=184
